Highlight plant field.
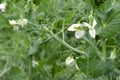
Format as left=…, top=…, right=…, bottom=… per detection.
left=0, top=0, right=120, bottom=80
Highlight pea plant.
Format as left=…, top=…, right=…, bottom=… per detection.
left=0, top=0, right=120, bottom=80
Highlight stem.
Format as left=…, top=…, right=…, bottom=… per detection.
left=86, top=55, right=89, bottom=76
left=62, top=20, right=65, bottom=41
left=102, top=39, right=106, bottom=61
left=0, top=57, right=10, bottom=77
left=28, top=55, right=32, bottom=80
left=48, top=30, right=87, bottom=56
left=31, top=24, right=87, bottom=56
left=67, top=70, right=78, bottom=80
left=0, top=68, right=10, bottom=77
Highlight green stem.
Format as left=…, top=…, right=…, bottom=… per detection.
left=31, top=23, right=87, bottom=56
left=102, top=39, right=106, bottom=61
left=0, top=57, right=10, bottom=77
left=86, top=56, right=89, bottom=76
left=49, top=31, right=87, bottom=56
left=28, top=55, right=32, bottom=80
left=67, top=70, right=78, bottom=80
left=62, top=20, right=65, bottom=41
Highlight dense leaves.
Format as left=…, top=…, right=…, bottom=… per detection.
left=0, top=0, right=120, bottom=80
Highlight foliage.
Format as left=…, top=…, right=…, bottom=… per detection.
left=0, top=0, right=120, bottom=80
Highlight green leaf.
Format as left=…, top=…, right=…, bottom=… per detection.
left=99, top=10, right=120, bottom=39
left=28, top=38, right=42, bottom=55
left=9, top=66, right=26, bottom=80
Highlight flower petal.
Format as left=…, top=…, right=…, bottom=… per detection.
left=32, top=60, right=38, bottom=67
left=110, top=52, right=116, bottom=60
left=83, top=22, right=92, bottom=28
left=75, top=63, right=80, bottom=70
left=93, top=19, right=97, bottom=28
left=18, top=18, right=28, bottom=27
left=68, top=24, right=81, bottom=31
left=110, top=49, right=116, bottom=60
left=0, top=3, right=6, bottom=12
left=75, top=30, right=85, bottom=39
left=89, top=29, right=96, bottom=38
left=9, top=20, right=17, bottom=25
left=23, top=19, right=28, bottom=24
left=65, top=57, right=75, bottom=66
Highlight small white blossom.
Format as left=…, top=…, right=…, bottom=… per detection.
left=9, top=20, right=17, bottom=26
left=65, top=56, right=75, bottom=66
left=9, top=18, right=28, bottom=30
left=65, top=56, right=79, bottom=70
left=89, top=29, right=96, bottom=38
left=18, top=18, right=28, bottom=27
left=68, top=24, right=81, bottom=31
left=9, top=20, right=19, bottom=30
left=83, top=19, right=97, bottom=38
left=0, top=3, right=6, bottom=12
left=68, top=24, right=85, bottom=39
left=110, top=49, right=116, bottom=60
left=32, top=60, right=38, bottom=67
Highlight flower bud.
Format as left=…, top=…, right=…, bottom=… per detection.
left=32, top=60, right=38, bottom=67
left=65, top=56, right=79, bottom=70
left=110, top=48, right=116, bottom=60
left=65, top=56, right=75, bottom=66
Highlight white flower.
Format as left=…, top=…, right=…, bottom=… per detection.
left=68, top=24, right=85, bottom=39
left=65, top=56, right=75, bottom=66
left=110, top=49, right=116, bottom=60
left=65, top=56, right=79, bottom=70
left=32, top=60, right=38, bottom=67
left=0, top=3, right=6, bottom=12
left=9, top=18, right=28, bottom=30
left=9, top=20, right=17, bottom=26
left=18, top=18, right=28, bottom=27
left=9, top=20, right=19, bottom=30
left=83, top=19, right=97, bottom=38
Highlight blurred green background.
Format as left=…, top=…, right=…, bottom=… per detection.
left=0, top=0, right=120, bottom=80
